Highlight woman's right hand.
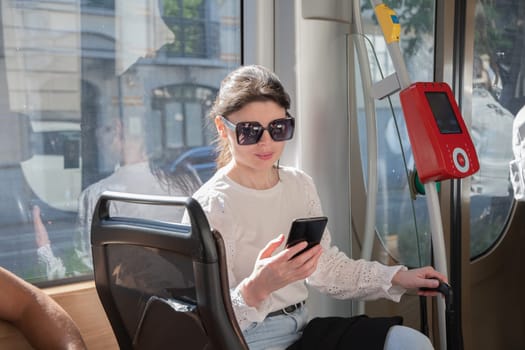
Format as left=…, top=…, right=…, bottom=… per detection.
left=239, top=234, right=322, bottom=308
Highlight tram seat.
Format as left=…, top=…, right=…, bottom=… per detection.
left=90, top=191, right=248, bottom=350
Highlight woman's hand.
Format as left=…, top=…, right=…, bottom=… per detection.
left=240, top=234, right=322, bottom=307
left=391, top=266, right=449, bottom=297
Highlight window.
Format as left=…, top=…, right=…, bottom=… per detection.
left=469, top=0, right=523, bottom=258
left=161, top=0, right=219, bottom=58
left=82, top=0, right=115, bottom=9
left=0, top=0, right=241, bottom=284
left=357, top=0, right=436, bottom=267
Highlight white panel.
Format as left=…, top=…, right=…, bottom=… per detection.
left=243, top=0, right=274, bottom=68
left=275, top=0, right=352, bottom=318
left=302, top=0, right=350, bottom=23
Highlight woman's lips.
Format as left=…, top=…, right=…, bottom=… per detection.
left=256, top=152, right=274, bottom=161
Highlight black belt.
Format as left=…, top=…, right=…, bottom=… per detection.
left=267, top=301, right=305, bottom=318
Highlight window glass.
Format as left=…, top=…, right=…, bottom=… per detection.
left=0, top=0, right=240, bottom=284
left=470, top=0, right=523, bottom=258
left=357, top=0, right=435, bottom=267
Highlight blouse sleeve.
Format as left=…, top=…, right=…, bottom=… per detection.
left=192, top=190, right=272, bottom=330
left=300, top=173, right=407, bottom=301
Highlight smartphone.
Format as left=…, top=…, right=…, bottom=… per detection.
left=286, top=216, right=328, bottom=258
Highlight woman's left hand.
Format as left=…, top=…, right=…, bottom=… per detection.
left=391, top=266, right=448, bottom=297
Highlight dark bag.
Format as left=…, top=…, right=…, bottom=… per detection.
left=286, top=315, right=403, bottom=350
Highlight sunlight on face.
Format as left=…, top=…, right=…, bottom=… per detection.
left=223, top=101, right=287, bottom=174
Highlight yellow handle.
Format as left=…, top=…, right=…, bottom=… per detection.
left=374, top=4, right=401, bottom=44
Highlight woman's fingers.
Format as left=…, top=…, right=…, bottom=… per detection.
left=286, top=244, right=322, bottom=278
left=258, top=234, right=287, bottom=259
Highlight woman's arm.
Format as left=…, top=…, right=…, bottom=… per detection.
left=301, top=172, right=408, bottom=301
left=0, top=267, right=86, bottom=350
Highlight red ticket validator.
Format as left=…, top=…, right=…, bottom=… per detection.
left=399, top=82, right=479, bottom=183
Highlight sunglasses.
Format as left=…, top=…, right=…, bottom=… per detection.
left=220, top=113, right=295, bottom=145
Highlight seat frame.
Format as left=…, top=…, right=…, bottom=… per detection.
left=91, top=191, right=248, bottom=350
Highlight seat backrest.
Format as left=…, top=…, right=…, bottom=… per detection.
left=91, top=191, right=248, bottom=350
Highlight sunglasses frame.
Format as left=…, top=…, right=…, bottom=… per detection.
left=220, top=113, right=295, bottom=145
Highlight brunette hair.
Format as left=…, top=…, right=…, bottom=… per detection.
left=209, top=65, right=291, bottom=168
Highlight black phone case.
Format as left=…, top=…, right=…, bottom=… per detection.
left=286, top=216, right=328, bottom=257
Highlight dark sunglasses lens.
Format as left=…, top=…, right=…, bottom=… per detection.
left=269, top=118, right=295, bottom=141
left=236, top=122, right=263, bottom=145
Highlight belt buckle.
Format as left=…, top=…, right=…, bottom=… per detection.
left=282, top=301, right=301, bottom=315
left=282, top=305, right=293, bottom=315
left=282, top=305, right=295, bottom=315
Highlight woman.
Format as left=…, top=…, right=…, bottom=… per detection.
left=191, top=64, right=446, bottom=350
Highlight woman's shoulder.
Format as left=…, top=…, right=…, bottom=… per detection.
left=279, top=166, right=320, bottom=200
left=279, top=165, right=314, bottom=184
left=191, top=168, right=229, bottom=207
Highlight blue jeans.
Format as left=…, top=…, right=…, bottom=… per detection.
left=242, top=307, right=434, bottom=350
left=383, top=325, right=434, bottom=350
left=242, top=306, right=309, bottom=350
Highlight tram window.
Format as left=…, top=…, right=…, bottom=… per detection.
left=0, top=0, right=241, bottom=284
left=357, top=1, right=436, bottom=267
left=469, top=0, right=523, bottom=259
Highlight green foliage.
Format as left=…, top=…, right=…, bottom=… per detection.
left=162, top=0, right=207, bottom=57
left=23, top=247, right=92, bottom=284
left=22, top=263, right=48, bottom=284
left=474, top=0, right=515, bottom=57
left=163, top=0, right=203, bottom=17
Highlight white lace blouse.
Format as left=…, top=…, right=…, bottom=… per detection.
left=190, top=166, right=407, bottom=330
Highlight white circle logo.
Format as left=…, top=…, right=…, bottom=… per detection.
left=452, top=147, right=470, bottom=173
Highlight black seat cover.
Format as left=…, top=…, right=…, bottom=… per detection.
left=91, top=191, right=248, bottom=350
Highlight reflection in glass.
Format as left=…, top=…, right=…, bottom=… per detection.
left=107, top=244, right=196, bottom=340
left=357, top=1, right=435, bottom=267
left=0, top=0, right=240, bottom=283
left=469, top=0, right=522, bottom=258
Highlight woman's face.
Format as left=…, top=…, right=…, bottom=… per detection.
left=217, top=101, right=287, bottom=174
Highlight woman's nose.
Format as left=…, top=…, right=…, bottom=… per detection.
left=258, top=129, right=272, bottom=144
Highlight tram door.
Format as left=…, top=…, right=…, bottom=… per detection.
left=465, top=0, right=525, bottom=349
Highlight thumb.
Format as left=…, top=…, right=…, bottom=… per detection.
left=258, top=234, right=285, bottom=259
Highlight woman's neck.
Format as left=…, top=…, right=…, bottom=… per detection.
left=225, top=162, right=279, bottom=190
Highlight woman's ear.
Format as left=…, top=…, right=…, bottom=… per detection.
left=215, top=115, right=228, bottom=138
